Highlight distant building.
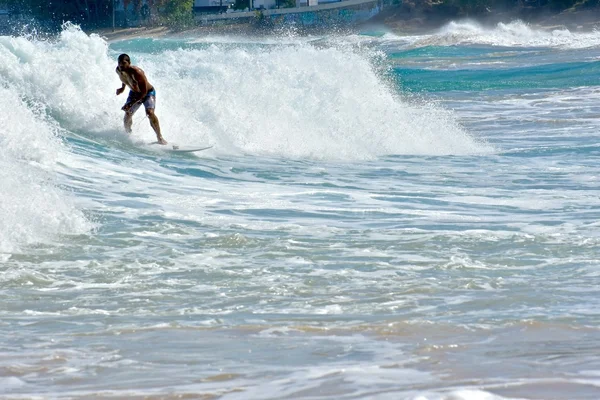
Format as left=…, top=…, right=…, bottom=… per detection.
left=253, top=0, right=277, bottom=9
left=194, top=0, right=234, bottom=13
left=295, top=0, right=319, bottom=6
left=195, top=0, right=234, bottom=6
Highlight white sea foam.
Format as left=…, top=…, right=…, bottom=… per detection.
left=144, top=41, right=490, bottom=158
left=0, top=25, right=120, bottom=136
left=0, top=24, right=598, bottom=400
left=408, top=20, right=600, bottom=49
left=0, top=84, right=91, bottom=254
left=412, top=390, right=525, bottom=400
left=0, top=25, right=489, bottom=159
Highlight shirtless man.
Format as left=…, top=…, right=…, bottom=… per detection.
left=116, top=53, right=167, bottom=145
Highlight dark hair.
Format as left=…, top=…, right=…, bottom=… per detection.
left=118, top=53, right=130, bottom=63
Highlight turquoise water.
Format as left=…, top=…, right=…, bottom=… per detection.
left=394, top=59, right=600, bottom=91
left=1, top=21, right=600, bottom=399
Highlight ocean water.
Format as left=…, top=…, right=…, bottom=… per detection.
left=1, top=20, right=600, bottom=399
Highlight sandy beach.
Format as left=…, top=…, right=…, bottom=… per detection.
left=93, top=23, right=272, bottom=42
left=92, top=26, right=170, bottom=42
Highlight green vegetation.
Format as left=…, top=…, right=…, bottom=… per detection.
left=154, top=0, right=194, bottom=29
left=3, top=0, right=109, bottom=27
left=233, top=0, right=251, bottom=10
left=281, top=0, right=297, bottom=8
left=2, top=0, right=193, bottom=31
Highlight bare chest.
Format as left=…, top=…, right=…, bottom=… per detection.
left=117, top=69, right=136, bottom=88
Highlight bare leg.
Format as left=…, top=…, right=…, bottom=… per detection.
left=147, top=109, right=166, bottom=145
left=124, top=112, right=133, bottom=134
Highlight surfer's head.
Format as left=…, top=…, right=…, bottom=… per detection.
left=117, top=53, right=131, bottom=71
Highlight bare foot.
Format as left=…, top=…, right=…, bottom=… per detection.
left=157, top=138, right=167, bottom=145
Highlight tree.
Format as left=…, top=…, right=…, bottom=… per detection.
left=154, top=0, right=194, bottom=29
left=122, top=0, right=193, bottom=28
left=233, top=0, right=250, bottom=10
left=5, top=0, right=113, bottom=29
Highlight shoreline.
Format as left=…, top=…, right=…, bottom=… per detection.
left=89, top=6, right=600, bottom=42
left=92, top=23, right=278, bottom=42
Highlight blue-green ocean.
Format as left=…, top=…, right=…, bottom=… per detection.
left=1, top=21, right=600, bottom=399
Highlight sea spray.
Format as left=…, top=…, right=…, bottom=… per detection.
left=0, top=85, right=91, bottom=254
left=2, top=25, right=489, bottom=158
left=131, top=38, right=489, bottom=158
left=415, top=19, right=600, bottom=49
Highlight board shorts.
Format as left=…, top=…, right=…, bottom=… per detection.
left=124, top=88, right=156, bottom=114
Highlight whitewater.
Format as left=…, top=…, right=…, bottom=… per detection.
left=1, top=21, right=599, bottom=399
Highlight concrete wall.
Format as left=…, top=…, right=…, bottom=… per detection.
left=267, top=1, right=379, bottom=27
left=195, top=0, right=235, bottom=7
left=195, top=0, right=381, bottom=28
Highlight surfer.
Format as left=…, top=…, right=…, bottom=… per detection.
left=115, top=53, right=167, bottom=145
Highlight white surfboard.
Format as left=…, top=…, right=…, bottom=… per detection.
left=149, top=142, right=213, bottom=153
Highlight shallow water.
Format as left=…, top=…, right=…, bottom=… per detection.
left=1, top=21, right=600, bottom=399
